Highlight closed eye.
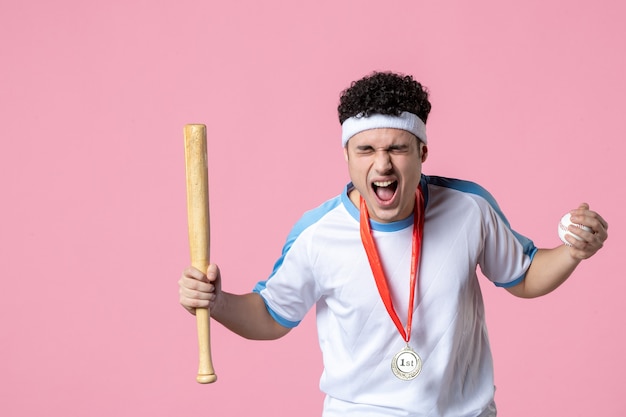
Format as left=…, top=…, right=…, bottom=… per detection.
left=388, top=144, right=410, bottom=154
left=354, top=144, right=411, bottom=156
left=355, top=145, right=375, bottom=155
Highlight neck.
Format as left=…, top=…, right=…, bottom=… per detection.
left=347, top=187, right=361, bottom=209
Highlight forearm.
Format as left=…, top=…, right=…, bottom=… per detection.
left=211, top=292, right=291, bottom=340
left=506, top=204, right=608, bottom=298
left=507, top=246, right=581, bottom=298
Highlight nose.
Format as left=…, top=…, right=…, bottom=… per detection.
left=373, top=150, right=392, bottom=173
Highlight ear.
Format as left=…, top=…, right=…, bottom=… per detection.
left=343, top=146, right=349, bottom=162
left=421, top=144, right=428, bottom=163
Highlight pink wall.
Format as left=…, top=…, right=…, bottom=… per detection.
left=1, top=1, right=624, bottom=415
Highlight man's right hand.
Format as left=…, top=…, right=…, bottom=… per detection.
left=178, top=264, right=221, bottom=315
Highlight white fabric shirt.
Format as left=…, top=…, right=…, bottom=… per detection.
left=254, top=175, right=536, bottom=417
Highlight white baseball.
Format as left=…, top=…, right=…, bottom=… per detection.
left=558, top=213, right=592, bottom=246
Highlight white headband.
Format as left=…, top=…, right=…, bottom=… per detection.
left=341, top=111, right=427, bottom=147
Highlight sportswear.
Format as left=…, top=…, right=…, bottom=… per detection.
left=253, top=175, right=537, bottom=416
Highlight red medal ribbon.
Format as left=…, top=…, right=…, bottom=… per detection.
left=359, top=187, right=425, bottom=343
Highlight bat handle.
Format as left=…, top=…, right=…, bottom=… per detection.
left=195, top=301, right=217, bottom=383
left=193, top=260, right=216, bottom=384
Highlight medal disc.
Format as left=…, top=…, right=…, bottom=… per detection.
left=391, top=346, right=422, bottom=380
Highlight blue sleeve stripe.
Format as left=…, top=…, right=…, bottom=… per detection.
left=424, top=175, right=538, bottom=287
left=424, top=175, right=536, bottom=255
left=493, top=244, right=538, bottom=288
left=252, top=282, right=301, bottom=327
left=252, top=281, right=267, bottom=293
left=494, top=275, right=525, bottom=288
left=252, top=193, right=343, bottom=327
left=263, top=194, right=342, bottom=282
left=251, top=283, right=301, bottom=327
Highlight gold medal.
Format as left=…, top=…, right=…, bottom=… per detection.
left=391, top=345, right=422, bottom=381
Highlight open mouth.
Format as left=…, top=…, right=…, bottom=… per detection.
left=372, top=180, right=398, bottom=202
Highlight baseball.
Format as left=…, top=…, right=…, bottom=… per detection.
left=558, top=213, right=592, bottom=246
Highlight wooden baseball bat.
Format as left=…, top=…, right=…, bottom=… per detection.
left=184, top=124, right=217, bottom=384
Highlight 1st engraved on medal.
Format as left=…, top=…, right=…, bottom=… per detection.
left=391, top=345, right=422, bottom=381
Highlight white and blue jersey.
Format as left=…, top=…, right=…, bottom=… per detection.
left=253, top=175, right=537, bottom=417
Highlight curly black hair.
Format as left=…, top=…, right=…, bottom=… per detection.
left=337, top=71, right=431, bottom=125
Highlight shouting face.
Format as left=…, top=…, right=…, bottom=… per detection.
left=344, top=128, right=427, bottom=223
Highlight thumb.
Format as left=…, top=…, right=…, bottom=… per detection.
left=206, top=263, right=220, bottom=282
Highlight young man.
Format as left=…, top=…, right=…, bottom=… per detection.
left=178, top=72, right=608, bottom=416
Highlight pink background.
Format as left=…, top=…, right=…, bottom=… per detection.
left=1, top=1, right=624, bottom=416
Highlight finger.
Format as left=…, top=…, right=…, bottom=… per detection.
left=183, top=266, right=209, bottom=282
left=179, top=283, right=214, bottom=308
left=576, top=202, right=589, bottom=211
left=570, top=210, right=608, bottom=240
left=179, top=274, right=214, bottom=293
left=565, top=234, right=597, bottom=259
left=569, top=205, right=593, bottom=221
left=594, top=213, right=609, bottom=232
left=569, top=207, right=599, bottom=228
left=180, top=294, right=211, bottom=310
left=566, top=224, right=594, bottom=243
left=180, top=286, right=214, bottom=300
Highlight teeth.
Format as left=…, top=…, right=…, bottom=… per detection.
left=373, top=181, right=393, bottom=187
